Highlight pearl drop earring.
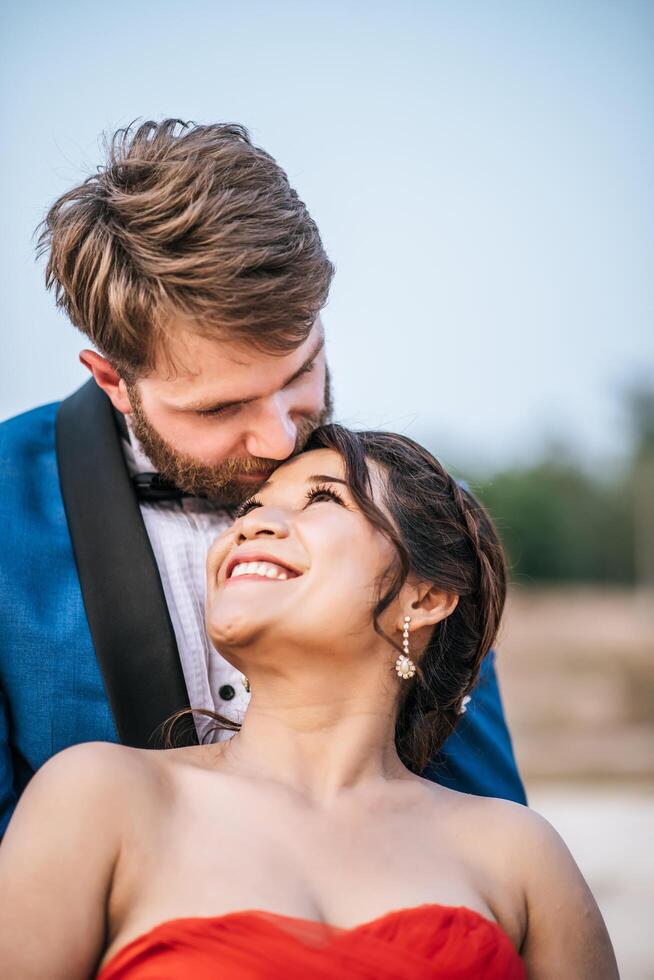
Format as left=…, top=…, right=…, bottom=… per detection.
left=395, top=616, right=417, bottom=679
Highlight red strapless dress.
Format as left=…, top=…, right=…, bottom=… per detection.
left=97, top=903, right=525, bottom=978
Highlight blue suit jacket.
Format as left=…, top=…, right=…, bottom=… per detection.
left=0, top=381, right=526, bottom=835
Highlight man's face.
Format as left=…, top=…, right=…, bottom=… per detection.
left=125, top=318, right=332, bottom=503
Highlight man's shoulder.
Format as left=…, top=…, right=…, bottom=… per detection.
left=0, top=399, right=61, bottom=457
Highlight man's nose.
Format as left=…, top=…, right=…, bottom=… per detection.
left=236, top=507, right=290, bottom=544
left=243, top=398, right=298, bottom=461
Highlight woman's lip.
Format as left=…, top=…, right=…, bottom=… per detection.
left=224, top=573, right=297, bottom=587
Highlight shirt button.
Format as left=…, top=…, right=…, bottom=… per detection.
left=219, top=684, right=236, bottom=702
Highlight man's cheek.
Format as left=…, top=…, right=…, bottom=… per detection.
left=166, top=417, right=221, bottom=454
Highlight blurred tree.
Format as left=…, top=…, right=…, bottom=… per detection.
left=450, top=383, right=654, bottom=585
left=475, top=460, right=635, bottom=584
left=625, top=382, right=654, bottom=591
left=626, top=383, right=654, bottom=455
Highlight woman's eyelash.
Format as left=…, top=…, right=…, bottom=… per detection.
left=304, top=484, right=345, bottom=506
left=233, top=484, right=345, bottom=519
left=233, top=496, right=263, bottom=519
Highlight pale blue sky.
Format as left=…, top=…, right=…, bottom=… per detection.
left=1, top=0, right=652, bottom=470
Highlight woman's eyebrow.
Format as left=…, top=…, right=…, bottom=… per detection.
left=307, top=474, right=348, bottom=486
left=256, top=473, right=348, bottom=493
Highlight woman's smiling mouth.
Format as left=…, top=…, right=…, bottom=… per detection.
left=225, top=553, right=303, bottom=584
left=231, top=560, right=291, bottom=581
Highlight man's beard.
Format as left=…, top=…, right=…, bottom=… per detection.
left=126, top=368, right=333, bottom=504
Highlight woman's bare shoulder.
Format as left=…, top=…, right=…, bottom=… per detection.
left=414, top=778, right=563, bottom=881
left=37, top=740, right=162, bottom=784
left=0, top=743, right=176, bottom=980
left=415, top=780, right=617, bottom=975
left=442, top=790, right=574, bottom=865
left=19, top=742, right=177, bottom=823
left=416, top=776, right=543, bottom=833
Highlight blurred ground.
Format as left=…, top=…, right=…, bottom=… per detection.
left=529, top=785, right=653, bottom=980
left=496, top=587, right=654, bottom=979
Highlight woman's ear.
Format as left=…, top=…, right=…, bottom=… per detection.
left=395, top=582, right=458, bottom=633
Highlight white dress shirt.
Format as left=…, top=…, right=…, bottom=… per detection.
left=121, top=420, right=250, bottom=741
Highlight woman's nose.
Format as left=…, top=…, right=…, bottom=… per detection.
left=235, top=507, right=290, bottom=544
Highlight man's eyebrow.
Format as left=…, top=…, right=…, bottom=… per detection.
left=281, top=336, right=325, bottom=388
left=182, top=335, right=325, bottom=414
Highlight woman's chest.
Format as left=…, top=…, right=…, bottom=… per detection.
left=106, top=784, right=497, bottom=956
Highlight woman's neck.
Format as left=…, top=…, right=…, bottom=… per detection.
left=216, top=667, right=410, bottom=804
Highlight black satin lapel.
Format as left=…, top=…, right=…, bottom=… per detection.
left=55, top=380, right=197, bottom=747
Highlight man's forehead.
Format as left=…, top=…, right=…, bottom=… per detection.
left=153, top=316, right=324, bottom=383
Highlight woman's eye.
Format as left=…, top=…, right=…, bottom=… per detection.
left=234, top=485, right=345, bottom=518
left=304, top=485, right=345, bottom=507
left=233, top=496, right=262, bottom=519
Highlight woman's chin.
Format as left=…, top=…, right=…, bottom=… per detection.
left=210, top=575, right=297, bottom=612
left=206, top=603, right=272, bottom=649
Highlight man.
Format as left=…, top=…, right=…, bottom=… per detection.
left=0, top=119, right=525, bottom=835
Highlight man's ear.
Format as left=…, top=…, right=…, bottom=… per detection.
left=395, top=582, right=459, bottom=634
left=79, top=350, right=132, bottom=414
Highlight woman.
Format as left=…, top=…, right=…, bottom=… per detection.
left=0, top=426, right=617, bottom=978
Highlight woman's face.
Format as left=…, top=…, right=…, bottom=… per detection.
left=206, top=448, right=399, bottom=677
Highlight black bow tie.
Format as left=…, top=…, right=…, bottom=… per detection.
left=131, top=473, right=237, bottom=514
left=132, top=472, right=196, bottom=502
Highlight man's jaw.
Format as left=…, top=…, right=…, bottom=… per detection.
left=124, top=365, right=333, bottom=502
left=126, top=395, right=330, bottom=504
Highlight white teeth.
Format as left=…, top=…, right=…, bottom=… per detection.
left=230, top=560, right=294, bottom=580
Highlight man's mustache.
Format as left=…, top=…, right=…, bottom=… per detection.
left=218, top=426, right=315, bottom=477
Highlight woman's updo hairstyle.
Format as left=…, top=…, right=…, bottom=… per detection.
left=163, top=424, right=506, bottom=776
left=304, top=425, right=507, bottom=775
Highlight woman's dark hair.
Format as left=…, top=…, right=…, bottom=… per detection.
left=162, top=424, right=507, bottom=775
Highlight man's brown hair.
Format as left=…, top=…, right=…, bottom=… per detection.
left=36, top=118, right=334, bottom=377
